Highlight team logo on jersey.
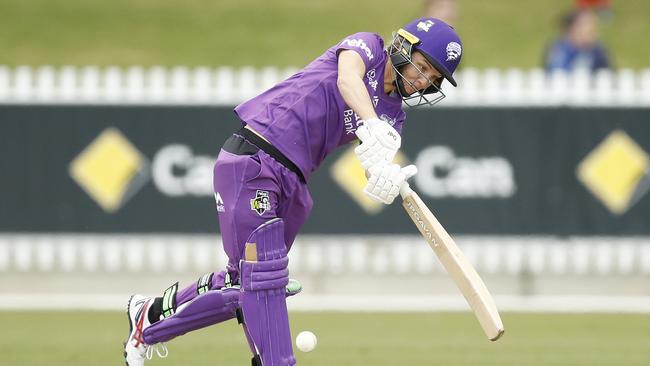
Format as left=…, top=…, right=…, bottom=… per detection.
left=214, top=192, right=225, bottom=213
left=250, top=190, right=271, bottom=216
left=417, top=20, right=435, bottom=32
left=446, top=42, right=462, bottom=61
left=341, top=38, right=374, bottom=60
left=366, top=68, right=378, bottom=91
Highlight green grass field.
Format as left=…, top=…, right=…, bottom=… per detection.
left=2, top=311, right=649, bottom=365
left=0, top=0, right=648, bottom=68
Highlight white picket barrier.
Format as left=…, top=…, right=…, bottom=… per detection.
left=1, top=235, right=649, bottom=311
left=0, top=234, right=649, bottom=276
left=1, top=66, right=649, bottom=106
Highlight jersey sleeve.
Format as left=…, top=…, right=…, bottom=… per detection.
left=335, top=32, right=385, bottom=71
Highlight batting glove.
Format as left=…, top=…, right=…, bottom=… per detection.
left=364, top=164, right=418, bottom=204
left=354, top=118, right=401, bottom=171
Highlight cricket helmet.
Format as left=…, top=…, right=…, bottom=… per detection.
left=389, top=17, right=463, bottom=106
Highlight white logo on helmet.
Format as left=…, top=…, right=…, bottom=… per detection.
left=446, top=42, right=462, bottom=61
left=417, top=20, right=435, bottom=32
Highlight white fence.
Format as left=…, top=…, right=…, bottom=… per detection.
left=2, top=234, right=650, bottom=312
left=2, top=234, right=649, bottom=276
left=1, top=66, right=650, bottom=106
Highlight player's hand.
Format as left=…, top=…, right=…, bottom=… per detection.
left=364, top=164, right=418, bottom=204
left=354, top=118, right=401, bottom=171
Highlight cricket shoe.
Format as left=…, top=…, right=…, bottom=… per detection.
left=124, top=294, right=168, bottom=366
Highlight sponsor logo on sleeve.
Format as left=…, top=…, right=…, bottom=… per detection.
left=341, top=38, right=374, bottom=61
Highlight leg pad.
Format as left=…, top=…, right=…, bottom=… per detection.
left=240, top=218, right=295, bottom=366
left=143, top=287, right=239, bottom=344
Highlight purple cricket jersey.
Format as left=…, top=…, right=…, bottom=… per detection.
left=234, top=32, right=406, bottom=181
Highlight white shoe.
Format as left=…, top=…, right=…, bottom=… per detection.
left=124, top=295, right=168, bottom=366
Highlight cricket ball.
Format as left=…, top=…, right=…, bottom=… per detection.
left=295, top=330, right=317, bottom=352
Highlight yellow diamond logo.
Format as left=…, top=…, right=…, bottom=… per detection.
left=577, top=130, right=650, bottom=215
left=69, top=128, right=149, bottom=213
left=330, top=146, right=408, bottom=215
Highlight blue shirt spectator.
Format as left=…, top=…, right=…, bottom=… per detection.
left=544, top=10, right=612, bottom=72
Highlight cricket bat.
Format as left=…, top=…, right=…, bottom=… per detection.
left=400, top=183, right=505, bottom=341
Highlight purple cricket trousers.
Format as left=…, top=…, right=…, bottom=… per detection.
left=213, top=134, right=313, bottom=280
left=172, top=131, right=311, bottom=308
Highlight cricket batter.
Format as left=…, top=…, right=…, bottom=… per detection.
left=124, top=17, right=462, bottom=366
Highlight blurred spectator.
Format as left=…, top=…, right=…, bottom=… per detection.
left=576, top=0, right=612, bottom=19
left=543, top=10, right=612, bottom=72
left=576, top=0, right=610, bottom=10
left=423, top=0, right=458, bottom=26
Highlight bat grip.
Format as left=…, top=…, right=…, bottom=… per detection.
left=400, top=182, right=413, bottom=199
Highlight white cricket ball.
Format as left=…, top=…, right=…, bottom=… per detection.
left=295, top=331, right=317, bottom=352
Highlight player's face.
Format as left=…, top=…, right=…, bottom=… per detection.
left=401, top=51, right=443, bottom=95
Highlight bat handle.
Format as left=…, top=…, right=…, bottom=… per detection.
left=400, top=164, right=418, bottom=199
left=400, top=182, right=413, bottom=199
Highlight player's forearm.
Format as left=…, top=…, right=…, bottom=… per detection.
left=337, top=72, right=378, bottom=121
